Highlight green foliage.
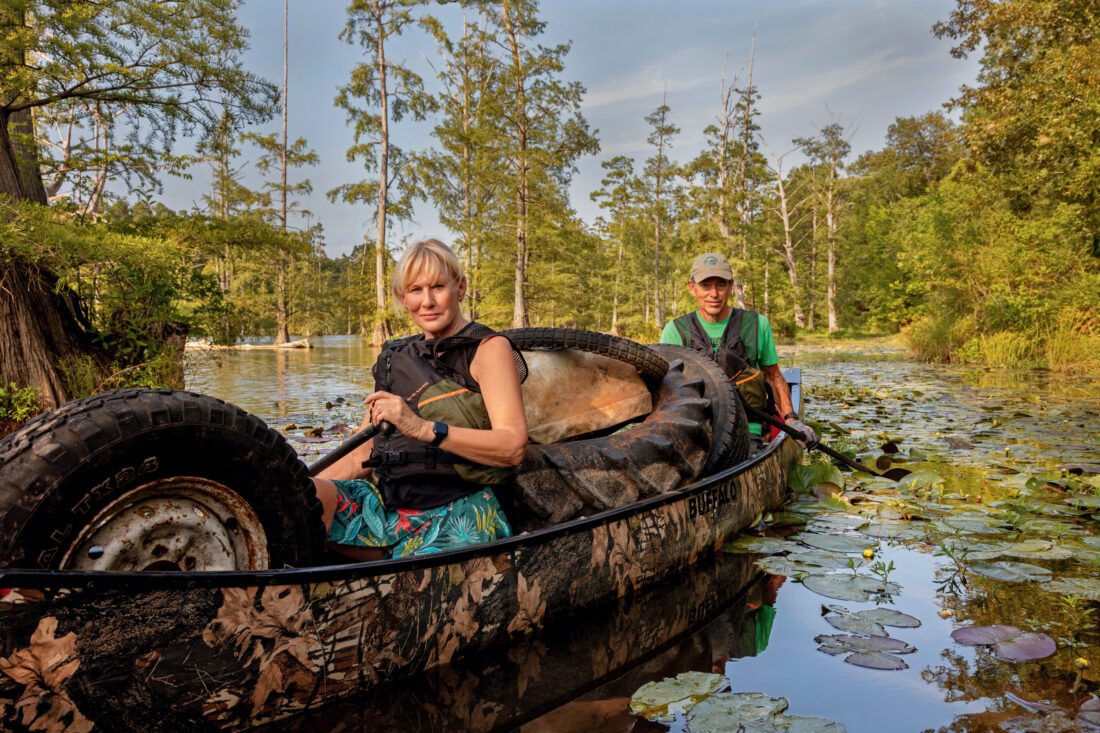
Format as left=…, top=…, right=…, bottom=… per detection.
left=1043, top=310, right=1100, bottom=372
left=0, top=382, right=40, bottom=423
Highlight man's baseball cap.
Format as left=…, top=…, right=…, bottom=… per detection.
left=691, top=252, right=733, bottom=282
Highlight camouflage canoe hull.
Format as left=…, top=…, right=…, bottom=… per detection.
left=0, top=382, right=802, bottom=731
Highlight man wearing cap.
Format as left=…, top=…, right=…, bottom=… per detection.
left=659, top=252, right=817, bottom=453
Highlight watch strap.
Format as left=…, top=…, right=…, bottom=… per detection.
left=430, top=421, right=448, bottom=446
left=783, top=411, right=798, bottom=421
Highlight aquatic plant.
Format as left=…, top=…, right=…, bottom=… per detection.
left=869, top=560, right=896, bottom=585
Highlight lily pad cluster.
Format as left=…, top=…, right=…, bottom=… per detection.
left=629, top=675, right=847, bottom=732
left=815, top=605, right=920, bottom=669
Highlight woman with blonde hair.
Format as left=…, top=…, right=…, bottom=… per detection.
left=313, top=239, right=528, bottom=560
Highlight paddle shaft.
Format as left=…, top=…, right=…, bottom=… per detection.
left=742, top=403, right=884, bottom=476
left=308, top=421, right=395, bottom=478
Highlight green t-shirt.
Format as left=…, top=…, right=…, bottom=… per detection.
left=659, top=310, right=778, bottom=435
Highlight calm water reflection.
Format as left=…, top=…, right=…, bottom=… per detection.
left=186, top=341, right=1100, bottom=732
left=186, top=335, right=378, bottom=426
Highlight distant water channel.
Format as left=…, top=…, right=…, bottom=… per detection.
left=187, top=338, right=1100, bottom=732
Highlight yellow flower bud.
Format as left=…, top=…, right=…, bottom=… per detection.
left=1076, top=658, right=1090, bottom=670
left=938, top=609, right=954, bottom=618
left=862, top=549, right=875, bottom=560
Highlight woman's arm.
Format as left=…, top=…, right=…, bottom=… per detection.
left=365, top=335, right=528, bottom=466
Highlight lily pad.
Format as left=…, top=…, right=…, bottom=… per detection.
left=1026, top=519, right=1083, bottom=535
left=630, top=671, right=727, bottom=721
left=1044, top=576, right=1100, bottom=600
left=806, top=515, right=868, bottom=532
left=685, top=692, right=788, bottom=732
left=1001, top=544, right=1076, bottom=561
left=724, top=536, right=793, bottom=555
left=815, top=633, right=916, bottom=656
left=945, top=435, right=973, bottom=450
left=782, top=716, right=849, bottom=733
left=844, top=651, right=909, bottom=670
left=858, top=520, right=929, bottom=541
left=935, top=516, right=1008, bottom=535
left=824, top=611, right=885, bottom=637
left=951, top=625, right=1021, bottom=645
left=1065, top=495, right=1100, bottom=509
left=788, top=549, right=853, bottom=569
left=802, top=574, right=901, bottom=602
left=898, top=470, right=945, bottom=491
left=857, top=608, right=922, bottom=628
left=754, top=556, right=807, bottom=577
left=992, top=632, right=1057, bottom=662
left=792, top=533, right=878, bottom=553
left=968, top=561, right=1052, bottom=583
left=789, top=462, right=845, bottom=493
left=765, top=511, right=809, bottom=527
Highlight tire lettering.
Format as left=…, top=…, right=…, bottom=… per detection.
left=139, top=456, right=158, bottom=474
left=49, top=524, right=72, bottom=544
left=115, top=466, right=136, bottom=486
left=37, top=548, right=57, bottom=567
left=72, top=477, right=111, bottom=516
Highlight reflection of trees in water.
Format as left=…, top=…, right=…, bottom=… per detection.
left=924, top=559, right=1099, bottom=729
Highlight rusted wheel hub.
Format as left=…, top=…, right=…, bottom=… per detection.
left=60, top=476, right=271, bottom=571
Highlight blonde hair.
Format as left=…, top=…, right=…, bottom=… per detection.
left=392, top=239, right=464, bottom=298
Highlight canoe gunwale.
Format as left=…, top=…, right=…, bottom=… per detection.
left=0, top=370, right=802, bottom=592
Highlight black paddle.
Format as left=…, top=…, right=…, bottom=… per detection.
left=308, top=421, right=395, bottom=478
left=743, top=403, right=912, bottom=481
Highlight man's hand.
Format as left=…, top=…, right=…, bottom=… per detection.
left=786, top=418, right=818, bottom=449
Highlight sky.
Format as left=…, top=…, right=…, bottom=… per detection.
left=158, top=0, right=980, bottom=258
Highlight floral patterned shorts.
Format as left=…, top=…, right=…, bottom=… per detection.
left=327, top=479, right=512, bottom=558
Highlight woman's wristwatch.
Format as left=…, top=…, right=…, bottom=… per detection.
left=783, top=411, right=798, bottom=421
left=430, top=421, right=449, bottom=446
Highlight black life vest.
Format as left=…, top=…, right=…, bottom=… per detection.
left=672, top=310, right=770, bottom=421
left=369, top=322, right=527, bottom=510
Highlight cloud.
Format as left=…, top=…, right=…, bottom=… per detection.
left=583, top=68, right=712, bottom=109
left=760, top=48, right=936, bottom=117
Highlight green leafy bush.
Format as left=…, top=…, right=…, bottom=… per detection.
left=0, top=383, right=41, bottom=423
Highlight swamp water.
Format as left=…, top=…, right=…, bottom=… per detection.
left=188, top=339, right=1100, bottom=732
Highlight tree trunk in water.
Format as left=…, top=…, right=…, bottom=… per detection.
left=273, top=257, right=290, bottom=344
left=371, top=12, right=392, bottom=347
left=274, top=0, right=290, bottom=347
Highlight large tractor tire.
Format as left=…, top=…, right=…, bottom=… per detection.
left=515, top=359, right=712, bottom=523
left=650, top=344, right=750, bottom=473
left=0, top=389, right=325, bottom=570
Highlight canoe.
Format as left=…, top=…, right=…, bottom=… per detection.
left=0, top=362, right=802, bottom=731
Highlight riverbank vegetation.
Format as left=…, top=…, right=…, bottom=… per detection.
left=1, top=0, right=1097, bottom=415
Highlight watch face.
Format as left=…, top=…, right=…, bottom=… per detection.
left=433, top=421, right=448, bottom=445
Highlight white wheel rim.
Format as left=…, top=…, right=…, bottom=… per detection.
left=60, top=476, right=271, bottom=571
